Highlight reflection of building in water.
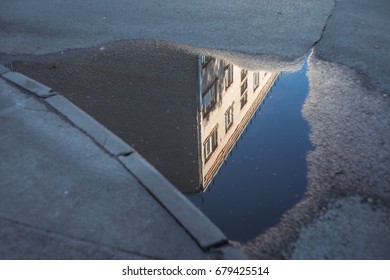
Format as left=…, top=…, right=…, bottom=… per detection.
left=15, top=46, right=277, bottom=195
left=197, top=56, right=279, bottom=191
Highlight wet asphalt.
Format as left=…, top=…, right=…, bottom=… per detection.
left=1, top=0, right=390, bottom=259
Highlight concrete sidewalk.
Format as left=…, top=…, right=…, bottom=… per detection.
left=0, top=65, right=246, bottom=259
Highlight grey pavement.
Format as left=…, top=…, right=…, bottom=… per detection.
left=1, top=0, right=390, bottom=259
left=240, top=1, right=390, bottom=259
left=0, top=71, right=245, bottom=259
left=0, top=0, right=334, bottom=58
left=315, top=0, right=390, bottom=94
left=291, top=196, right=390, bottom=259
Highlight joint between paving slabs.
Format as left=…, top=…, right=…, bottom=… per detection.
left=117, top=153, right=228, bottom=252
left=115, top=150, right=136, bottom=157
left=0, top=214, right=160, bottom=260
left=1, top=67, right=234, bottom=257
left=1, top=71, right=56, bottom=98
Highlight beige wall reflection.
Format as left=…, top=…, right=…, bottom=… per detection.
left=196, top=55, right=279, bottom=193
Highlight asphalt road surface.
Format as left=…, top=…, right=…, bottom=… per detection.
left=1, top=0, right=389, bottom=259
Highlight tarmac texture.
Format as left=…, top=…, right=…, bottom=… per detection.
left=0, top=70, right=244, bottom=259
left=7, top=42, right=202, bottom=194
left=1, top=0, right=390, bottom=259
left=0, top=0, right=334, bottom=57
left=242, top=54, right=390, bottom=259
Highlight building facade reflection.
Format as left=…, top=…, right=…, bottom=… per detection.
left=196, top=56, right=279, bottom=192
left=11, top=47, right=278, bottom=195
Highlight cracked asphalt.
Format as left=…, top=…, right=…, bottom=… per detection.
left=1, top=0, right=389, bottom=259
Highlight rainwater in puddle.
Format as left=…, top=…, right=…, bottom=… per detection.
left=10, top=43, right=312, bottom=242
left=188, top=57, right=312, bottom=242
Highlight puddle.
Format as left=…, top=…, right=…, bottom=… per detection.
left=189, top=58, right=312, bottom=241
left=9, top=42, right=312, bottom=242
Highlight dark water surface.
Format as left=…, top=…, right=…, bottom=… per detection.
left=188, top=59, right=312, bottom=242
left=8, top=42, right=312, bottom=243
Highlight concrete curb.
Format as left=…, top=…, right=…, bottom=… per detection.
left=0, top=65, right=10, bottom=75
left=2, top=71, right=56, bottom=98
left=119, top=153, right=228, bottom=250
left=0, top=66, right=244, bottom=257
left=208, top=245, right=249, bottom=260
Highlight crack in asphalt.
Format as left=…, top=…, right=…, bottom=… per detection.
left=313, top=0, right=337, bottom=48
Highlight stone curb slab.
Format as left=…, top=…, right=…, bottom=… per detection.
left=2, top=71, right=55, bottom=97
left=209, top=245, right=249, bottom=260
left=0, top=65, right=10, bottom=75
left=119, top=153, right=227, bottom=250
left=46, top=94, right=134, bottom=156
left=2, top=70, right=246, bottom=258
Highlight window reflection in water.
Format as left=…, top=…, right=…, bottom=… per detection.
left=198, top=55, right=279, bottom=193
left=190, top=56, right=312, bottom=241
left=11, top=45, right=310, bottom=241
